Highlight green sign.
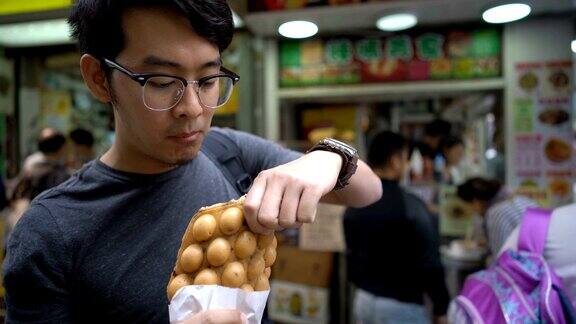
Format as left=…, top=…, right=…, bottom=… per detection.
left=386, top=35, right=412, bottom=60
left=356, top=39, right=382, bottom=62
left=514, top=98, right=534, bottom=133
left=280, top=42, right=301, bottom=67
left=416, top=33, right=444, bottom=61
left=326, top=39, right=354, bottom=65
left=472, top=29, right=501, bottom=57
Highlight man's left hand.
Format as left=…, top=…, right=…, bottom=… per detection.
left=243, top=151, right=342, bottom=234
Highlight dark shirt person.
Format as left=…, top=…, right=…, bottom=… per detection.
left=344, top=131, right=450, bottom=324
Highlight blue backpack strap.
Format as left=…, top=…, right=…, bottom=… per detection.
left=518, top=207, right=553, bottom=255
left=201, top=129, right=252, bottom=196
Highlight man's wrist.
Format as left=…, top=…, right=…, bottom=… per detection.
left=306, top=138, right=359, bottom=190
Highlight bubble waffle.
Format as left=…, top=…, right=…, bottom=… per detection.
left=167, top=197, right=277, bottom=301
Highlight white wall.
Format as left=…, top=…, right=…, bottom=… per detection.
left=504, top=17, right=574, bottom=186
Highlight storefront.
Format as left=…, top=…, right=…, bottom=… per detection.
left=0, top=0, right=575, bottom=322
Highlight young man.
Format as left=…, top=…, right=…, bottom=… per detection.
left=69, top=128, right=95, bottom=169
left=344, top=131, right=449, bottom=324
left=3, top=1, right=382, bottom=323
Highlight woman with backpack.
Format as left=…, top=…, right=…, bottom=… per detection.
left=448, top=204, right=576, bottom=323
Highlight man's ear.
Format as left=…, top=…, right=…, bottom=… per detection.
left=79, top=54, right=112, bottom=103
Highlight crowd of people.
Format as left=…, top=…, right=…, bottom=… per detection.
left=3, top=127, right=95, bottom=236
left=343, top=120, right=576, bottom=323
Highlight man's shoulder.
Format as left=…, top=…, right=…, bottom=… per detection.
left=26, top=162, right=109, bottom=222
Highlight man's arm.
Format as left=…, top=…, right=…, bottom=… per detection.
left=244, top=150, right=381, bottom=234
left=320, top=156, right=382, bottom=207
left=4, top=204, right=72, bottom=323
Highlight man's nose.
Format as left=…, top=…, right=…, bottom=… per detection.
left=171, top=85, right=203, bottom=119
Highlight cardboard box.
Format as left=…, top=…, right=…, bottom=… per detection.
left=269, top=280, right=329, bottom=324
left=272, top=246, right=333, bottom=288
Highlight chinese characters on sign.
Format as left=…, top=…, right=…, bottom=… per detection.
left=279, top=28, right=501, bottom=87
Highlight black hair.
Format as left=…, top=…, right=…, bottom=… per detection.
left=368, top=131, right=408, bottom=168
left=70, top=128, right=95, bottom=147
left=38, top=134, right=66, bottom=154
left=441, top=136, right=464, bottom=152
left=457, top=177, right=503, bottom=202
left=424, top=119, right=452, bottom=138
left=68, top=0, right=234, bottom=59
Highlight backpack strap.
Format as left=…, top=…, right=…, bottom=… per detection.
left=518, top=207, right=553, bottom=255
left=201, top=129, right=252, bottom=196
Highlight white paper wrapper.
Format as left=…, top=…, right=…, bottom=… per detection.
left=169, top=285, right=270, bottom=324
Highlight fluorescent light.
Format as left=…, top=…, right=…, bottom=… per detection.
left=482, top=3, right=531, bottom=24
left=232, top=10, right=244, bottom=28
left=571, top=40, right=576, bottom=53
left=278, top=21, right=318, bottom=39
left=376, top=13, right=418, bottom=32
left=485, top=148, right=497, bottom=159
left=0, top=18, right=72, bottom=47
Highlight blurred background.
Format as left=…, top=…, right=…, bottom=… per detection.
left=0, top=0, right=575, bottom=323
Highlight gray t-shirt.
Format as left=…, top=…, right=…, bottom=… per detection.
left=4, top=128, right=301, bottom=324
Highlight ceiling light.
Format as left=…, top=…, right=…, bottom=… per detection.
left=278, top=21, right=318, bottom=39
left=0, top=18, right=72, bottom=47
left=482, top=3, right=531, bottom=24
left=571, top=40, right=576, bottom=53
left=376, top=13, right=418, bottom=32
left=232, top=10, right=244, bottom=29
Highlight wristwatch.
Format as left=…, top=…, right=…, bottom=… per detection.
left=307, top=138, right=359, bottom=190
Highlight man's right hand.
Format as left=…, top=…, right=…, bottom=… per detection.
left=181, top=310, right=247, bottom=324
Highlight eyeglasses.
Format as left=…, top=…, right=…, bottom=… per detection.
left=102, top=58, right=240, bottom=111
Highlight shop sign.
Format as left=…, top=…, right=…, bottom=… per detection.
left=386, top=35, right=412, bottom=61
left=325, top=39, right=354, bottom=65
left=279, top=27, right=501, bottom=87
left=416, top=33, right=444, bottom=61
left=355, top=38, right=381, bottom=62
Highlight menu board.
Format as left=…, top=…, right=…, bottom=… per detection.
left=512, top=61, right=573, bottom=207
left=279, top=27, right=501, bottom=87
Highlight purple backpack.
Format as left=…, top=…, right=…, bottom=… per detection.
left=453, top=208, right=576, bottom=324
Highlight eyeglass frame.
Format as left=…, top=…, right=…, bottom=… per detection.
left=101, top=58, right=240, bottom=111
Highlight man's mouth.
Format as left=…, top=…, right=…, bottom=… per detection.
left=168, top=131, right=202, bottom=144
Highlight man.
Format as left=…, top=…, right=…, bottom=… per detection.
left=344, top=131, right=449, bottom=324
left=69, top=128, right=95, bottom=169
left=3, top=1, right=382, bottom=323
left=410, top=119, right=452, bottom=183
left=22, top=128, right=68, bottom=176
left=420, top=119, right=452, bottom=160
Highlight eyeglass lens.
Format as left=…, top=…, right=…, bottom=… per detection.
left=143, top=76, right=234, bottom=110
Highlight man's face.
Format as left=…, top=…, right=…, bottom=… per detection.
left=446, top=144, right=465, bottom=166
left=109, top=7, right=221, bottom=169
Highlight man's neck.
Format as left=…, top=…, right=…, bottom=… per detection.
left=100, top=143, right=176, bottom=175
